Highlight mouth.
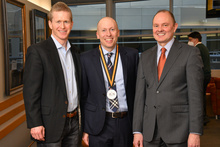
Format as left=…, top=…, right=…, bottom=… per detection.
left=59, top=30, right=67, bottom=33
left=157, top=33, right=165, bottom=36
left=105, top=38, right=113, bottom=42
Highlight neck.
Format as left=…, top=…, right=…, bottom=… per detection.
left=52, top=35, right=68, bottom=50
left=101, top=45, right=116, bottom=52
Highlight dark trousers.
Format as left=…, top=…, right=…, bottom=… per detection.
left=144, top=140, right=187, bottom=147
left=144, top=121, right=187, bottom=147
left=203, top=76, right=211, bottom=122
left=89, top=114, right=133, bottom=147
left=37, top=116, right=79, bottom=147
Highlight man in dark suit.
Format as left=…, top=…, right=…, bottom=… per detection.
left=23, top=2, right=81, bottom=147
left=188, top=31, right=211, bottom=125
left=133, top=10, right=204, bottom=147
left=81, top=17, right=139, bottom=147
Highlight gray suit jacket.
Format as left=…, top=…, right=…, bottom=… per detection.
left=133, top=39, right=204, bottom=144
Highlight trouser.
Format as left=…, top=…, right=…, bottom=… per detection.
left=37, top=115, right=80, bottom=147
left=89, top=114, right=133, bottom=147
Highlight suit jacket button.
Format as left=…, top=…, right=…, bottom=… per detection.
left=63, top=115, right=66, bottom=118
left=65, top=101, right=68, bottom=104
left=156, top=91, right=159, bottom=94
left=102, top=108, right=105, bottom=111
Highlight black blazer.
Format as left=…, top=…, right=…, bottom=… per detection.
left=80, top=46, right=139, bottom=135
left=23, top=37, right=81, bottom=143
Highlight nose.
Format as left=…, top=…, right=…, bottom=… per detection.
left=158, top=26, right=163, bottom=31
left=106, top=30, right=111, bottom=36
left=60, top=22, right=65, bottom=28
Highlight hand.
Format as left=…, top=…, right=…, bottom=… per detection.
left=133, top=133, right=143, bottom=147
left=82, top=132, right=89, bottom=146
left=188, top=133, right=200, bottom=147
left=30, top=126, right=45, bottom=141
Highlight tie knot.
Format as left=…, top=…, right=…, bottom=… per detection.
left=161, top=48, right=166, bottom=54
left=107, top=52, right=113, bottom=58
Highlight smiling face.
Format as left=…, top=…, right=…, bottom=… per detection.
left=96, top=17, right=120, bottom=52
left=153, top=11, right=178, bottom=47
left=49, top=11, right=73, bottom=45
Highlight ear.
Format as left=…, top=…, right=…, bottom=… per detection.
left=96, top=31, right=100, bottom=39
left=71, top=21, right=74, bottom=29
left=174, top=23, right=178, bottom=33
left=117, top=29, right=120, bottom=37
left=48, top=20, right=52, bottom=30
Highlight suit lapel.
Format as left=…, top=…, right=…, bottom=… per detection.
left=46, top=37, right=67, bottom=98
left=70, top=46, right=81, bottom=98
left=119, top=47, right=128, bottom=87
left=92, top=47, right=106, bottom=85
left=151, top=46, right=158, bottom=84
left=158, top=40, right=182, bottom=87
left=145, top=46, right=158, bottom=85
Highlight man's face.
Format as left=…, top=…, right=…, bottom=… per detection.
left=96, top=17, right=120, bottom=51
left=153, top=11, right=178, bottom=47
left=49, top=11, right=73, bottom=44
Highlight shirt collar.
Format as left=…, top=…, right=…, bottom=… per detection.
left=51, top=35, right=71, bottom=51
left=157, top=38, right=174, bottom=54
left=196, top=42, right=202, bottom=46
left=101, top=45, right=117, bottom=55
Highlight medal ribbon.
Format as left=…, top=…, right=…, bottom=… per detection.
left=99, top=45, right=119, bottom=87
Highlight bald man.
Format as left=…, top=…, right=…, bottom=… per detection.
left=80, top=17, right=139, bottom=147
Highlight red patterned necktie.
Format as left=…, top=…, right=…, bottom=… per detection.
left=158, top=48, right=166, bottom=81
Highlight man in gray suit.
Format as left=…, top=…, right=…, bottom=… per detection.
left=133, top=10, right=204, bottom=147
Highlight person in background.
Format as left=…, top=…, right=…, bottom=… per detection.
left=133, top=10, right=204, bottom=147
left=188, top=31, right=211, bottom=125
left=80, top=17, right=139, bottom=147
left=23, top=2, right=81, bottom=147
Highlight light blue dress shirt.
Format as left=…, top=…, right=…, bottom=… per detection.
left=100, top=45, right=128, bottom=112
left=51, top=35, right=78, bottom=112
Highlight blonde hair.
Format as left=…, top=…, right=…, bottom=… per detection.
left=48, top=2, right=72, bottom=22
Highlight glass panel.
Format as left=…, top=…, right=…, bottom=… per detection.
left=6, top=2, right=24, bottom=89
left=116, top=0, right=169, bottom=31
left=35, top=16, right=46, bottom=43
left=70, top=4, right=105, bottom=32
left=69, top=4, right=106, bottom=52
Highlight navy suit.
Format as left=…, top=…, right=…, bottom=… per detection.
left=80, top=46, right=138, bottom=146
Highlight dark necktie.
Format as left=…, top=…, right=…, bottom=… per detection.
left=107, top=53, right=119, bottom=112
left=158, top=48, right=166, bottom=81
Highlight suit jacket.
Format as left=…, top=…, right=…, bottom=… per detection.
left=80, top=46, right=139, bottom=135
left=23, top=37, right=81, bottom=143
left=133, top=39, right=204, bottom=144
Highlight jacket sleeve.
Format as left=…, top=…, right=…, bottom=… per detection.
left=23, top=46, right=44, bottom=129
left=187, top=47, right=204, bottom=135
left=133, top=55, right=146, bottom=133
